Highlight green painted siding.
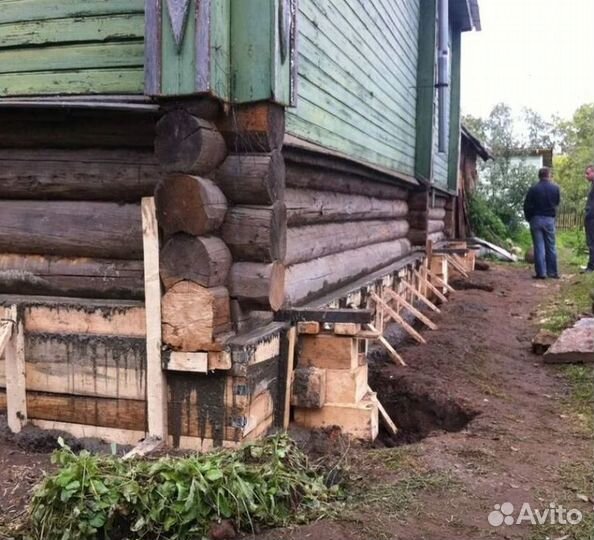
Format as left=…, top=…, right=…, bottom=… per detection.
left=286, top=0, right=420, bottom=176
left=0, top=0, right=144, bottom=96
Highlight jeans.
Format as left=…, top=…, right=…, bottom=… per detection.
left=530, top=215, right=558, bottom=278
left=585, top=217, right=594, bottom=271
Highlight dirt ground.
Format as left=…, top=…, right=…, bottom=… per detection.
left=0, top=263, right=592, bottom=539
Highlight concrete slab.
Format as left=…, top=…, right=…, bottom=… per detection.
left=544, top=318, right=594, bottom=363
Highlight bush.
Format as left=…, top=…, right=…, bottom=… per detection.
left=468, top=193, right=509, bottom=245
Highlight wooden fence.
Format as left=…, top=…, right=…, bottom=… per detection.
left=556, top=208, right=584, bottom=230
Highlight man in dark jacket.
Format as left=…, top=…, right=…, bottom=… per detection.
left=523, top=167, right=560, bottom=279
left=583, top=164, right=594, bottom=272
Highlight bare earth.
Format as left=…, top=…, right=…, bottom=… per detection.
left=0, top=264, right=592, bottom=539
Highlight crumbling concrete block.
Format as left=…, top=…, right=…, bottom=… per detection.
left=544, top=318, right=594, bottom=363
left=291, top=367, right=326, bottom=409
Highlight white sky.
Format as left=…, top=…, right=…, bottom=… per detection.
left=461, top=0, right=594, bottom=120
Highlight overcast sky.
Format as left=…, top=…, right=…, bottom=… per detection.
left=461, top=0, right=594, bottom=121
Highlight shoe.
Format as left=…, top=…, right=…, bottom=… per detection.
left=580, top=268, right=594, bottom=274
left=532, top=275, right=546, bottom=280
left=548, top=275, right=560, bottom=279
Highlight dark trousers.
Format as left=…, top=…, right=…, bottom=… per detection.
left=586, top=218, right=594, bottom=270
left=530, top=215, right=558, bottom=278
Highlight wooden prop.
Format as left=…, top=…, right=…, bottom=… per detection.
left=426, top=267, right=456, bottom=293
left=366, top=323, right=406, bottom=367
left=4, top=305, right=27, bottom=433
left=401, top=280, right=440, bottom=313
left=370, top=293, right=426, bottom=345
left=368, top=386, right=398, bottom=435
left=413, top=269, right=448, bottom=303
left=283, top=327, right=297, bottom=429
left=446, top=254, right=469, bottom=278
left=384, top=288, right=437, bottom=330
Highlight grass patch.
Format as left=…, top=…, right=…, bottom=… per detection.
left=529, top=461, right=594, bottom=540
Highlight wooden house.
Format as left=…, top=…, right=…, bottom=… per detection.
left=0, top=0, right=481, bottom=448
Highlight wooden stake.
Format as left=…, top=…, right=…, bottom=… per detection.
left=283, top=326, right=297, bottom=430
left=446, top=254, right=469, bottom=278
left=414, top=269, right=448, bottom=303
left=384, top=288, right=437, bottom=330
left=370, top=293, right=426, bottom=344
left=142, top=197, right=167, bottom=440
left=401, top=280, right=440, bottom=313
left=366, top=323, right=406, bottom=366
left=5, top=305, right=27, bottom=433
left=426, top=267, right=456, bottom=293
left=368, top=386, right=398, bottom=435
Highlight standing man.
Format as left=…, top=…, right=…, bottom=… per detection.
left=523, top=167, right=560, bottom=279
left=583, top=164, right=594, bottom=273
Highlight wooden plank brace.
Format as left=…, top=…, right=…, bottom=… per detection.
left=4, top=305, right=27, bottom=433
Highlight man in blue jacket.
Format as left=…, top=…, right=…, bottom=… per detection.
left=523, top=167, right=560, bottom=279
left=583, top=164, right=594, bottom=273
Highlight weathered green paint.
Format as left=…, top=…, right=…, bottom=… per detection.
left=286, top=0, right=420, bottom=176
left=160, top=0, right=196, bottom=96
left=0, top=69, right=144, bottom=96
left=0, top=0, right=144, bottom=96
left=0, top=0, right=144, bottom=24
left=210, top=0, right=231, bottom=99
left=448, top=28, right=462, bottom=192
left=230, top=0, right=291, bottom=104
left=414, top=0, right=437, bottom=182
left=0, top=14, right=144, bottom=48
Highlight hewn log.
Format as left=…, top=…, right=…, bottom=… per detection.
left=0, top=201, right=142, bottom=259
left=434, top=196, right=448, bottom=209
left=216, top=103, right=285, bottom=152
left=155, top=175, right=227, bottom=236
left=407, top=211, right=427, bottom=229
left=408, top=230, right=445, bottom=245
left=0, top=254, right=144, bottom=300
left=408, top=192, right=428, bottom=210
left=160, top=234, right=231, bottom=290
left=222, top=203, right=287, bottom=262
left=0, top=149, right=165, bottom=202
left=162, top=282, right=231, bottom=351
left=0, top=109, right=156, bottom=148
left=427, top=220, right=445, bottom=234
left=228, top=262, right=286, bottom=311
left=215, top=151, right=285, bottom=205
left=155, top=110, right=227, bottom=174
left=286, top=189, right=408, bottom=226
left=428, top=207, right=447, bottom=220
left=285, top=220, right=409, bottom=265
left=285, top=163, right=408, bottom=200
left=283, top=239, right=412, bottom=306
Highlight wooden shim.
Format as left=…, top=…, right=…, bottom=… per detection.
left=160, top=234, right=232, bottom=289
left=283, top=327, right=297, bottom=429
left=0, top=148, right=165, bottom=202
left=0, top=334, right=146, bottom=400
left=275, top=308, right=373, bottom=324
left=0, top=200, right=143, bottom=259
left=427, top=268, right=456, bottom=293
left=384, top=289, right=437, bottom=330
left=368, top=386, right=398, bottom=435
left=155, top=175, right=228, bottom=236
left=414, top=269, right=448, bottom=303
left=298, top=334, right=358, bottom=370
left=284, top=239, right=412, bottom=307
left=162, top=282, right=231, bottom=351
left=215, top=151, right=285, bottom=205
left=401, top=280, right=440, bottom=314
left=297, top=321, right=320, bottom=334
left=370, top=293, right=426, bottom=345
left=5, top=305, right=27, bottom=433
left=286, top=220, right=409, bottom=266
left=165, top=352, right=209, bottom=373
left=155, top=111, right=227, bottom=174
left=334, top=323, right=361, bottom=336
left=142, top=197, right=167, bottom=440
left=0, top=254, right=144, bottom=300
left=286, top=188, right=408, bottom=226
left=216, top=102, right=285, bottom=152
left=123, top=436, right=164, bottom=460
left=222, top=203, right=287, bottom=263
left=366, top=324, right=406, bottom=367
left=228, top=262, right=286, bottom=311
